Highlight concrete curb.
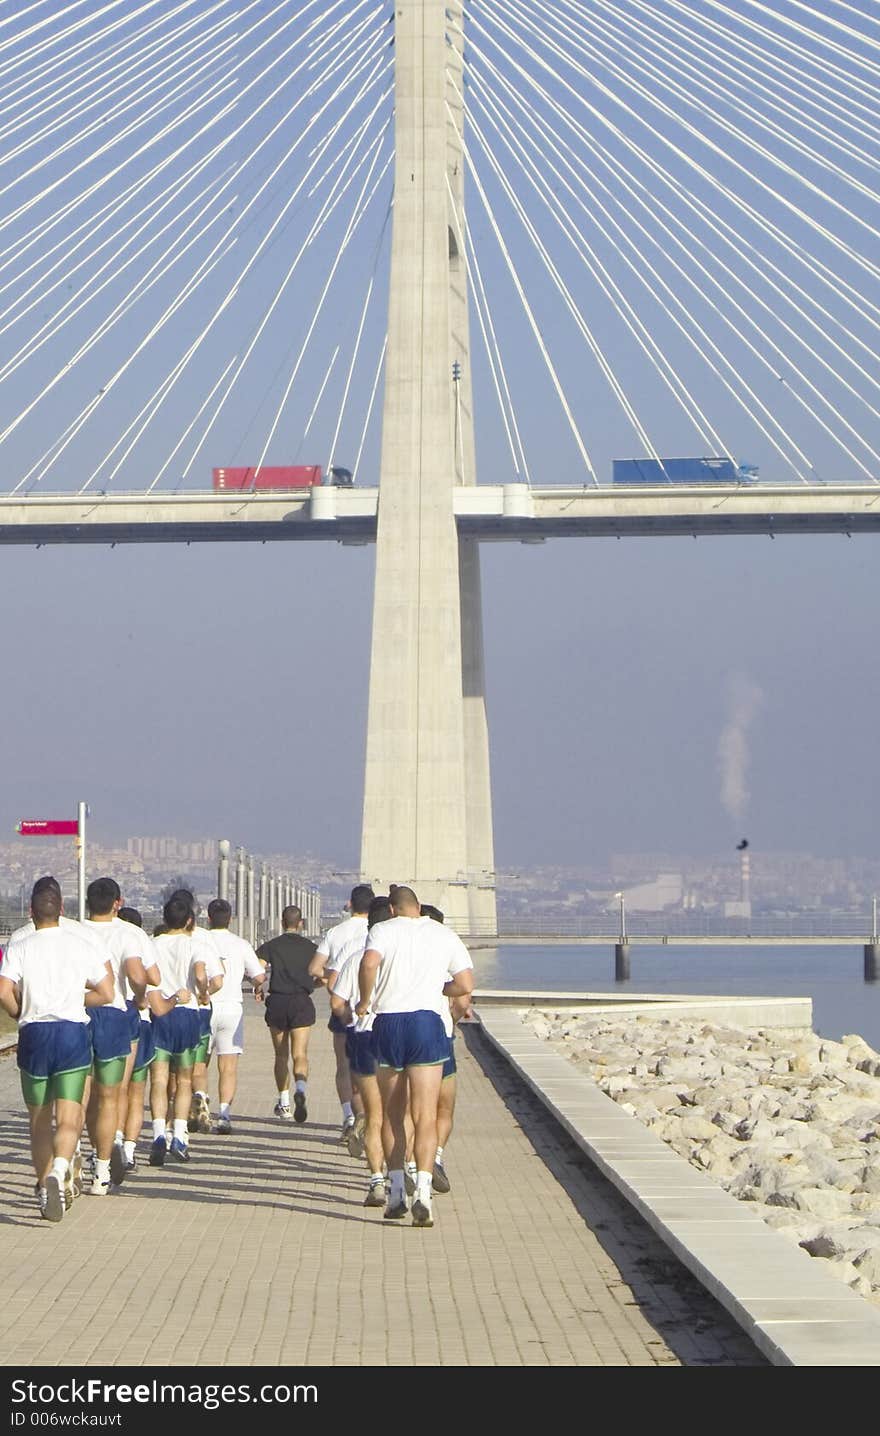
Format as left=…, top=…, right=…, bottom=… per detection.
left=474, top=990, right=812, bottom=1029
left=479, top=1007, right=880, bottom=1367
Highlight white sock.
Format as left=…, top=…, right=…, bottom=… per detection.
left=50, top=1157, right=69, bottom=1182
left=95, top=1158, right=111, bottom=1182
left=295, top=1079, right=307, bottom=1094
left=389, top=1169, right=405, bottom=1204
left=435, top=1146, right=444, bottom=1164
left=342, top=1101, right=353, bottom=1120
left=172, top=1119, right=187, bottom=1143
left=194, top=1090, right=208, bottom=1102
left=220, top=1103, right=231, bottom=1119
left=405, top=1159, right=417, bottom=1176
left=278, top=1089, right=290, bottom=1107
left=416, top=1170, right=433, bottom=1203
left=114, top=1130, right=123, bottom=1146
left=123, top=1141, right=136, bottom=1162
left=152, top=1118, right=166, bottom=1142
left=369, top=1171, right=384, bottom=1185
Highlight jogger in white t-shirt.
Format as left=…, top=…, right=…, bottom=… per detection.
left=205, top=899, right=266, bottom=1133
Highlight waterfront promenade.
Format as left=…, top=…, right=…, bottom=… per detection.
left=0, top=1003, right=763, bottom=1367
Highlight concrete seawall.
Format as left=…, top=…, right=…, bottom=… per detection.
left=478, top=998, right=880, bottom=1366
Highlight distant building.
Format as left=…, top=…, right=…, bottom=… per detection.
left=127, top=837, right=215, bottom=864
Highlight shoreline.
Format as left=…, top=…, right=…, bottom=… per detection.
left=522, top=1006, right=880, bottom=1303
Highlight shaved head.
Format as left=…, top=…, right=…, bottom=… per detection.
left=389, top=886, right=419, bottom=915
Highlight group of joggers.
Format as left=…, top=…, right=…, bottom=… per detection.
left=0, top=876, right=474, bottom=1230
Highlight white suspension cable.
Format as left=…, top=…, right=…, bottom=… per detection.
left=302, top=346, right=341, bottom=456
left=467, top=70, right=728, bottom=456
left=463, top=38, right=814, bottom=480
left=19, top=241, right=237, bottom=494
left=447, top=176, right=527, bottom=479
left=471, top=5, right=880, bottom=320
left=148, top=58, right=393, bottom=489
left=0, top=1, right=236, bottom=170
left=601, top=0, right=880, bottom=153
left=353, top=335, right=386, bottom=482
left=471, top=45, right=880, bottom=468
left=0, top=1, right=199, bottom=129
left=463, top=124, right=598, bottom=484
left=489, top=0, right=880, bottom=275
left=151, top=355, right=240, bottom=492
left=462, top=94, right=665, bottom=466
left=252, top=136, right=392, bottom=478
left=739, top=0, right=880, bottom=70
left=562, top=0, right=880, bottom=191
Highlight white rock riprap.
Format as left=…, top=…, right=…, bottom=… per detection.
left=522, top=1010, right=880, bottom=1303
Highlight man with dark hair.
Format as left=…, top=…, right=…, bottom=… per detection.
left=167, top=889, right=224, bottom=1134
left=330, top=894, right=393, bottom=1207
left=0, top=882, right=114, bottom=1221
left=257, top=906, right=318, bottom=1121
left=357, top=886, right=474, bottom=1228
left=84, top=876, right=158, bottom=1195
left=148, top=897, right=208, bottom=1164
left=205, top=897, right=265, bottom=1133
left=116, top=906, right=161, bottom=1171
left=420, top=902, right=472, bottom=1195
left=308, top=883, right=374, bottom=1143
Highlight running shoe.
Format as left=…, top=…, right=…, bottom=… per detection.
left=432, top=1161, right=451, bottom=1195
left=35, top=1183, right=47, bottom=1218
left=215, top=1116, right=232, bottom=1135
left=43, top=1174, right=64, bottom=1223
left=274, top=1100, right=292, bottom=1120
left=169, top=1138, right=190, bottom=1162
left=293, top=1091, right=308, bottom=1125
left=196, top=1096, right=212, bottom=1135
left=124, top=1154, right=137, bottom=1173
left=364, top=1180, right=386, bottom=1208
left=109, top=1144, right=127, bottom=1187
left=87, top=1175, right=112, bottom=1196
left=411, top=1197, right=434, bottom=1228
left=404, top=1164, right=417, bottom=1197
left=63, top=1167, right=75, bottom=1210
left=71, top=1150, right=83, bottom=1198
left=383, top=1200, right=409, bottom=1221
left=149, top=1138, right=167, bottom=1167
left=187, top=1096, right=200, bottom=1134
left=340, top=1114, right=356, bottom=1144
left=347, top=1113, right=366, bottom=1159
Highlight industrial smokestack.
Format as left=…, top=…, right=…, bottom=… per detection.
left=740, top=846, right=751, bottom=906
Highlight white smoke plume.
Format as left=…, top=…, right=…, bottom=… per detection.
left=718, top=675, right=763, bottom=823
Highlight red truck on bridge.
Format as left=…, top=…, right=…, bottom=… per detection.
left=212, top=465, right=353, bottom=491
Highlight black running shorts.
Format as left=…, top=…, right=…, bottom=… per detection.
left=265, top=991, right=316, bottom=1031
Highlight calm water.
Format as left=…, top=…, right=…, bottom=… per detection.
left=473, top=944, right=880, bottom=1050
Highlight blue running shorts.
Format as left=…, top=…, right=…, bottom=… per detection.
left=349, top=1029, right=377, bottom=1078
left=125, top=1000, right=142, bottom=1043
left=442, top=1033, right=457, bottom=1080
left=372, top=1011, right=448, bottom=1071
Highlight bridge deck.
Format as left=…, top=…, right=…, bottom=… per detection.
left=0, top=1003, right=762, bottom=1368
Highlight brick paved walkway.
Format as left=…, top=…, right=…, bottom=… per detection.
left=0, top=1003, right=764, bottom=1366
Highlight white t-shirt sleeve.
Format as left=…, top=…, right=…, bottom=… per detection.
left=242, top=946, right=264, bottom=981
left=1, top=944, right=22, bottom=985
left=364, top=923, right=388, bottom=958
left=316, top=934, right=330, bottom=959
left=445, top=932, right=473, bottom=979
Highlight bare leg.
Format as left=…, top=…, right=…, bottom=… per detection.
left=358, top=1072, right=384, bottom=1174
left=124, top=1079, right=146, bottom=1143
left=269, top=1028, right=291, bottom=1093
left=377, top=1068, right=408, bottom=1171
left=173, top=1068, right=193, bottom=1124
left=150, top=1061, right=170, bottom=1122
left=117, top=1043, right=137, bottom=1136
left=291, top=1027, right=310, bottom=1084
left=27, top=1105, right=55, bottom=1186
left=217, top=1054, right=238, bottom=1108
left=87, top=1081, right=121, bottom=1161
left=437, top=1075, right=456, bottom=1149
left=407, top=1064, right=444, bottom=1174
left=332, top=1031, right=352, bottom=1107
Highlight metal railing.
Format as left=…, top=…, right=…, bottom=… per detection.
left=216, top=840, right=321, bottom=946
left=459, top=910, right=880, bottom=942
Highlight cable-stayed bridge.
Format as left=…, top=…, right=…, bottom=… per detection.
left=1, top=0, right=879, bottom=931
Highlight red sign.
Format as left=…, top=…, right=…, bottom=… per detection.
left=16, top=819, right=79, bottom=837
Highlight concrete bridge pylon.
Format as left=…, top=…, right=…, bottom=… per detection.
left=360, top=0, right=497, bottom=933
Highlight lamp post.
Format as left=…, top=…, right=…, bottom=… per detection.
left=613, top=890, right=630, bottom=982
